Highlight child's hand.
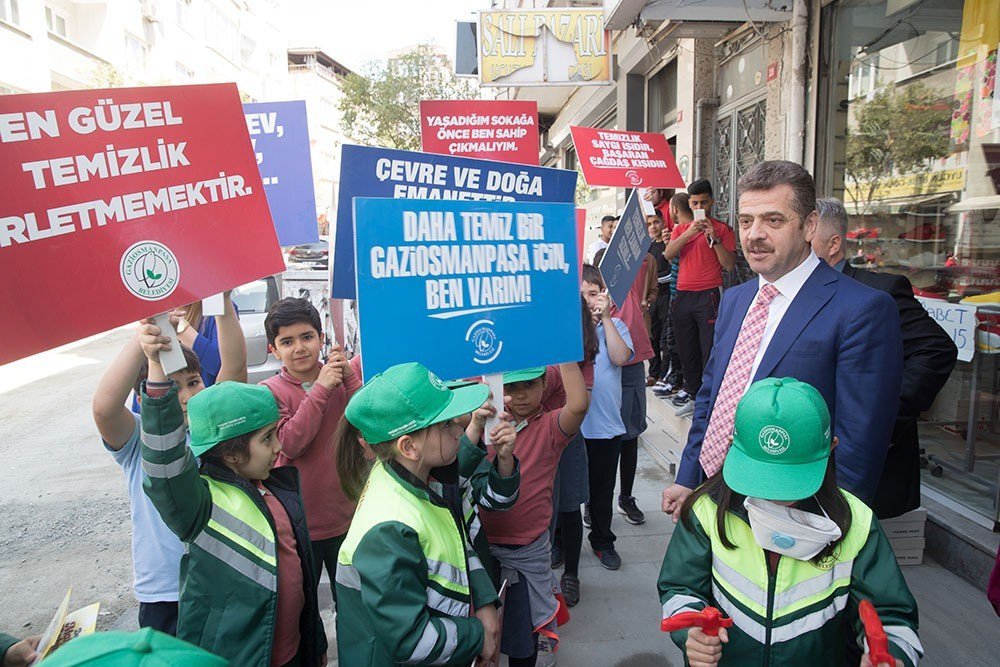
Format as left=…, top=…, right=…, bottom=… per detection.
left=471, top=401, right=497, bottom=430
left=3, top=635, right=40, bottom=667
left=137, top=318, right=172, bottom=362
left=685, top=626, right=728, bottom=667
left=860, top=656, right=902, bottom=667
left=592, top=291, right=611, bottom=322
left=316, top=350, right=345, bottom=389
left=490, top=416, right=516, bottom=465
left=474, top=605, right=500, bottom=664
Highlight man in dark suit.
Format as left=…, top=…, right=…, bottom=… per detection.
left=662, top=162, right=904, bottom=519
left=813, top=197, right=957, bottom=519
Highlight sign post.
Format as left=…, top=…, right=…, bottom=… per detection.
left=353, top=198, right=583, bottom=382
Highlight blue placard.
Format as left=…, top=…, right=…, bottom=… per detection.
left=333, top=145, right=578, bottom=299
left=243, top=101, right=319, bottom=247
left=599, top=189, right=651, bottom=308
left=354, top=197, right=583, bottom=381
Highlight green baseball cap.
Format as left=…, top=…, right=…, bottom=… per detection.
left=39, top=628, right=226, bottom=666
left=186, top=382, right=280, bottom=457
left=346, top=362, right=489, bottom=444
left=722, top=378, right=832, bottom=502
left=503, top=367, right=546, bottom=384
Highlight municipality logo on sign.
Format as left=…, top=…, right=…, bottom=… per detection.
left=759, top=425, right=791, bottom=455
left=466, top=319, right=502, bottom=365
left=120, top=241, right=180, bottom=301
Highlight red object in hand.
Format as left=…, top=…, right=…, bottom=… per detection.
left=660, top=607, right=734, bottom=637
left=859, top=599, right=894, bottom=665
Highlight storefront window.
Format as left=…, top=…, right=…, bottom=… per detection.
left=647, top=60, right=678, bottom=133
left=824, top=0, right=1000, bottom=525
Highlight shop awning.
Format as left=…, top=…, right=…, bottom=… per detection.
left=947, top=196, right=1000, bottom=213
left=845, top=193, right=956, bottom=215
left=605, top=0, right=792, bottom=29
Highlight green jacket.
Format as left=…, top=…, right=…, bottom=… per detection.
left=336, top=459, right=499, bottom=666
left=140, top=385, right=326, bottom=667
left=658, top=490, right=922, bottom=667
left=456, top=436, right=519, bottom=582
left=1, top=633, right=17, bottom=663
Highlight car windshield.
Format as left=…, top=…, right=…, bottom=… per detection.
left=231, top=280, right=269, bottom=313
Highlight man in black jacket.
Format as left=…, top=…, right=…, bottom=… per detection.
left=813, top=197, right=958, bottom=518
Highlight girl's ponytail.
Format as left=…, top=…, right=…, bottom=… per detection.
left=335, top=418, right=373, bottom=503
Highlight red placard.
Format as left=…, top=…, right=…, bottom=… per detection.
left=570, top=126, right=686, bottom=189
left=0, top=84, right=284, bottom=365
left=420, top=100, right=539, bottom=165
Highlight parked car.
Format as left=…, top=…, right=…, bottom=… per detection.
left=286, top=236, right=329, bottom=267
left=231, top=275, right=283, bottom=384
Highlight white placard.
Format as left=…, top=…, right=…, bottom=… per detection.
left=153, top=313, right=190, bottom=375
left=202, top=293, right=225, bottom=317
left=916, top=297, right=977, bottom=362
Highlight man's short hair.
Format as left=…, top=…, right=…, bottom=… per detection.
left=646, top=212, right=663, bottom=223
left=671, top=192, right=693, bottom=218
left=601, top=215, right=616, bottom=224
left=737, top=160, right=817, bottom=224
left=688, top=179, right=713, bottom=198
left=816, top=197, right=849, bottom=240
left=265, top=297, right=323, bottom=347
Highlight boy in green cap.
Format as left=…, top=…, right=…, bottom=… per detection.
left=137, top=334, right=327, bottom=667
left=657, top=378, right=922, bottom=667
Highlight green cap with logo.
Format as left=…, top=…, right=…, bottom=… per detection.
left=39, top=628, right=227, bottom=666
left=346, top=362, right=489, bottom=444
left=186, top=381, right=280, bottom=457
left=722, top=377, right=832, bottom=501
left=503, top=367, right=546, bottom=384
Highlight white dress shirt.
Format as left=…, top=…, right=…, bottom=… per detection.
left=740, top=251, right=822, bottom=394
left=587, top=238, right=609, bottom=264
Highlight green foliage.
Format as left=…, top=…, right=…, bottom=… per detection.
left=338, top=44, right=478, bottom=151
left=844, top=81, right=950, bottom=210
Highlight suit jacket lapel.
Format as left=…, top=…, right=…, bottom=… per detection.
left=754, top=262, right=837, bottom=380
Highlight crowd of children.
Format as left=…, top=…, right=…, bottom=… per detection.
left=0, top=184, right=926, bottom=667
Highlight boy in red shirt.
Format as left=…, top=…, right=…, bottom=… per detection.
left=481, top=363, right=588, bottom=666
left=260, top=297, right=361, bottom=606
left=663, top=185, right=736, bottom=415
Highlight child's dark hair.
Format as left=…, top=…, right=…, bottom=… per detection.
left=580, top=295, right=599, bottom=363
left=199, top=432, right=253, bottom=471
left=679, top=459, right=851, bottom=564
left=581, top=263, right=604, bottom=289
left=265, top=297, right=323, bottom=347
left=133, top=345, right=201, bottom=396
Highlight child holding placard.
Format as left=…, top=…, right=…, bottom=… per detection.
left=260, top=297, right=360, bottom=605
left=137, top=333, right=327, bottom=666
left=480, top=362, right=589, bottom=666
left=92, top=293, right=244, bottom=635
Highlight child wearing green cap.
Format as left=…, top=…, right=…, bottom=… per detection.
left=657, top=378, right=922, bottom=667
left=334, top=362, right=514, bottom=666
left=137, top=337, right=327, bottom=667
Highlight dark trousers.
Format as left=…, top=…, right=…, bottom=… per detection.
left=663, top=295, right=684, bottom=385
left=620, top=438, right=638, bottom=498
left=585, top=436, right=622, bottom=551
left=648, top=288, right=672, bottom=379
left=312, top=533, right=346, bottom=609
left=138, top=601, right=178, bottom=636
left=672, top=288, right=721, bottom=395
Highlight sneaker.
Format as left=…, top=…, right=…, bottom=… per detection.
left=617, top=495, right=646, bottom=525
left=551, top=543, right=563, bottom=569
left=593, top=547, right=622, bottom=570
left=536, top=634, right=557, bottom=666
left=560, top=573, right=580, bottom=607
left=674, top=399, right=695, bottom=417
left=653, top=382, right=679, bottom=398
left=582, top=502, right=591, bottom=528
left=670, top=390, right=691, bottom=406
left=653, top=380, right=667, bottom=390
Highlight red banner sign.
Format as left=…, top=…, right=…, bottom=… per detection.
left=570, top=126, right=686, bottom=189
left=0, top=83, right=284, bottom=365
left=420, top=100, right=539, bottom=165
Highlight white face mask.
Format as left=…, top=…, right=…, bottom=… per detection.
left=744, top=497, right=842, bottom=561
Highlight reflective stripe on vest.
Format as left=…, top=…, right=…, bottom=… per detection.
left=339, top=462, right=473, bottom=613
left=190, top=478, right=279, bottom=591
left=692, top=492, right=872, bottom=642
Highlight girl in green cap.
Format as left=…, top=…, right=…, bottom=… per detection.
left=657, top=378, right=922, bottom=667
left=334, top=362, right=517, bottom=667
